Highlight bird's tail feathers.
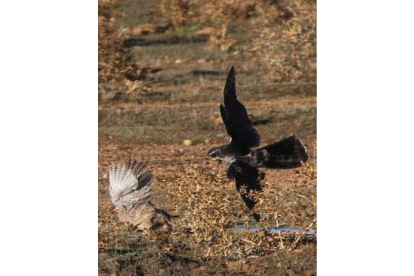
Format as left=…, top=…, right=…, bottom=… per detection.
left=260, top=135, right=310, bottom=169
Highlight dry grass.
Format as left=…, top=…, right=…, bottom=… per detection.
left=98, top=0, right=316, bottom=274
left=250, top=0, right=317, bottom=82
left=153, top=0, right=259, bottom=51
left=98, top=142, right=316, bottom=274
left=101, top=0, right=316, bottom=101
left=167, top=159, right=316, bottom=259
left=98, top=0, right=150, bottom=102
left=156, top=0, right=258, bottom=28
left=152, top=0, right=316, bottom=64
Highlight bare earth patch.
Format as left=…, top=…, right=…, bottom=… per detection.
left=99, top=0, right=316, bottom=274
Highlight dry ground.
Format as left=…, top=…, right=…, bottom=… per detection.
left=99, top=141, right=316, bottom=275
left=99, top=0, right=316, bottom=275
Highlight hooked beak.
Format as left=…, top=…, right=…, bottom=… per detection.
left=206, top=155, right=217, bottom=162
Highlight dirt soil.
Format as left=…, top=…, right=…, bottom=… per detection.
left=99, top=1, right=316, bottom=275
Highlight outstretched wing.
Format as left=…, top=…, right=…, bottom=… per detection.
left=227, top=161, right=263, bottom=222
left=220, top=66, right=260, bottom=151
left=259, top=135, right=310, bottom=169
left=109, top=160, right=153, bottom=209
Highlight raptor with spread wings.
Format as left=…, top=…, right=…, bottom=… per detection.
left=207, top=67, right=310, bottom=221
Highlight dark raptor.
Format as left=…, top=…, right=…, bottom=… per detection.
left=207, top=66, right=310, bottom=222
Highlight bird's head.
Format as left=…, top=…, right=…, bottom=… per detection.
left=206, top=146, right=220, bottom=161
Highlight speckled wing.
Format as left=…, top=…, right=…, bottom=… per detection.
left=109, top=160, right=153, bottom=210
left=220, top=66, right=260, bottom=152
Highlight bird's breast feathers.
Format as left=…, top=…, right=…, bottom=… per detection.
left=222, top=156, right=236, bottom=163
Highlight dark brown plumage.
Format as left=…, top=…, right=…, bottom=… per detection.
left=207, top=66, right=310, bottom=222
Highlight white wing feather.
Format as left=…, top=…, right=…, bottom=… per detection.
left=109, top=160, right=153, bottom=209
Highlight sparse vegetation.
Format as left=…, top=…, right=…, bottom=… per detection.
left=251, top=0, right=317, bottom=82
left=99, top=0, right=316, bottom=274
left=99, top=0, right=150, bottom=102
left=168, top=160, right=316, bottom=259
left=99, top=142, right=316, bottom=275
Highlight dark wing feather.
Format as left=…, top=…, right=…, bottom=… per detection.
left=259, top=135, right=310, bottom=169
left=219, top=103, right=228, bottom=127
left=227, top=161, right=263, bottom=222
left=220, top=66, right=260, bottom=151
